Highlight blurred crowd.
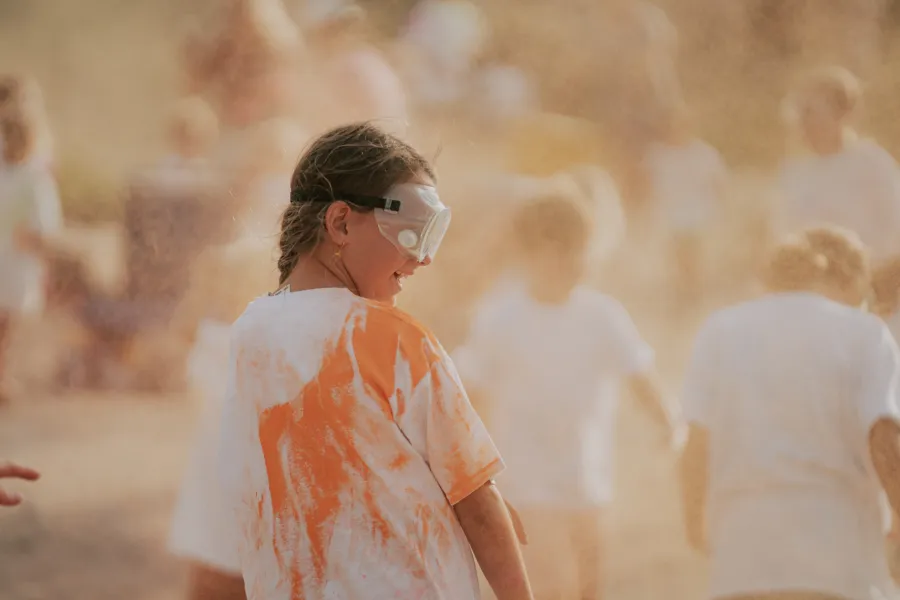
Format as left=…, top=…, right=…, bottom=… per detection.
left=6, top=0, right=900, bottom=599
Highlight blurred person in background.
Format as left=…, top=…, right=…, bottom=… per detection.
left=556, top=0, right=682, bottom=218
left=398, top=0, right=488, bottom=115
left=453, top=193, right=678, bottom=600
left=643, top=103, right=728, bottom=308
left=778, top=66, right=900, bottom=264
left=0, top=461, right=40, bottom=507
left=218, top=123, right=532, bottom=600
left=183, top=0, right=304, bottom=159
left=0, top=103, right=63, bottom=403
left=304, top=3, right=408, bottom=131
left=65, top=97, right=226, bottom=391
left=679, top=226, right=900, bottom=600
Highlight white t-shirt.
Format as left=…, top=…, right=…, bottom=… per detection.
left=169, top=319, right=242, bottom=574
left=683, top=292, right=900, bottom=600
left=645, top=139, right=727, bottom=233
left=779, top=139, right=900, bottom=260
left=219, top=287, right=502, bottom=600
left=453, top=278, right=654, bottom=509
left=0, top=161, right=63, bottom=313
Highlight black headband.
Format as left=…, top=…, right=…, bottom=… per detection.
left=289, top=188, right=401, bottom=212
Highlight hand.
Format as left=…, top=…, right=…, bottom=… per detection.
left=503, top=499, right=528, bottom=546
left=0, top=461, right=40, bottom=507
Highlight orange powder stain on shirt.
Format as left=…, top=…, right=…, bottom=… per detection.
left=258, top=320, right=393, bottom=595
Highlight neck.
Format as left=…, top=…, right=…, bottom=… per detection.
left=283, top=250, right=358, bottom=296
left=809, top=127, right=851, bottom=156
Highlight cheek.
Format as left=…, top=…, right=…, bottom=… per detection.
left=344, top=230, right=407, bottom=296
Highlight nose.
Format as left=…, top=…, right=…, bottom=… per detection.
left=418, top=255, right=433, bottom=267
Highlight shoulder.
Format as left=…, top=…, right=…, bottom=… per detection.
left=357, top=299, right=446, bottom=357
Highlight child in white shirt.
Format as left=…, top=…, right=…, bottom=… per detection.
left=644, top=105, right=727, bottom=305
left=778, top=66, right=900, bottom=263
left=680, top=226, right=900, bottom=600
left=453, top=191, right=676, bottom=600
left=0, top=103, right=63, bottom=401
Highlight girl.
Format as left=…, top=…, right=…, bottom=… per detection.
left=218, top=122, right=533, bottom=600
left=0, top=106, right=63, bottom=402
left=778, top=66, right=900, bottom=263
left=453, top=192, right=677, bottom=600
left=680, top=226, right=900, bottom=600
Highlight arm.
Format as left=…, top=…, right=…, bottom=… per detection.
left=627, top=371, right=684, bottom=448
left=454, top=482, right=533, bottom=600
left=677, top=424, right=709, bottom=553
left=185, top=563, right=246, bottom=600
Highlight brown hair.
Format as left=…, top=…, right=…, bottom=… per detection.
left=764, top=226, right=869, bottom=303
left=512, top=191, right=592, bottom=259
left=277, top=122, right=435, bottom=284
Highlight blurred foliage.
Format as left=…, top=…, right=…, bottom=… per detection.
left=56, top=153, right=123, bottom=224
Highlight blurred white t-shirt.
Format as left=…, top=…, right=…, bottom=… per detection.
left=453, top=277, right=654, bottom=509
left=779, top=139, right=900, bottom=260
left=645, top=138, right=727, bottom=233
left=169, top=319, right=242, bottom=574
left=0, top=160, right=63, bottom=314
left=683, top=292, right=900, bottom=600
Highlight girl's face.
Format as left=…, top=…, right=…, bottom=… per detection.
left=338, top=172, right=436, bottom=304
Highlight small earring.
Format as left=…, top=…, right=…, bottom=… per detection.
left=334, top=243, right=344, bottom=258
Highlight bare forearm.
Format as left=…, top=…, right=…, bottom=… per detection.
left=678, top=426, right=709, bottom=553
left=870, top=417, right=900, bottom=516
left=454, top=483, right=533, bottom=600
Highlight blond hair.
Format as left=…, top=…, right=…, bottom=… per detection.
left=791, top=66, right=862, bottom=121
left=764, top=226, right=869, bottom=304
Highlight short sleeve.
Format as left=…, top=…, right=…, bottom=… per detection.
left=27, top=171, right=63, bottom=234
left=858, top=320, right=900, bottom=434
left=419, top=346, right=505, bottom=506
left=594, top=294, right=655, bottom=376
left=682, top=317, right=720, bottom=428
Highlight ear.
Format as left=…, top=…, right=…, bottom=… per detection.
left=323, top=201, right=352, bottom=246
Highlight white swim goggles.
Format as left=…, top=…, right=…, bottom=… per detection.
left=291, top=183, right=451, bottom=262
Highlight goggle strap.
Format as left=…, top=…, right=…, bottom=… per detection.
left=290, top=188, right=401, bottom=213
